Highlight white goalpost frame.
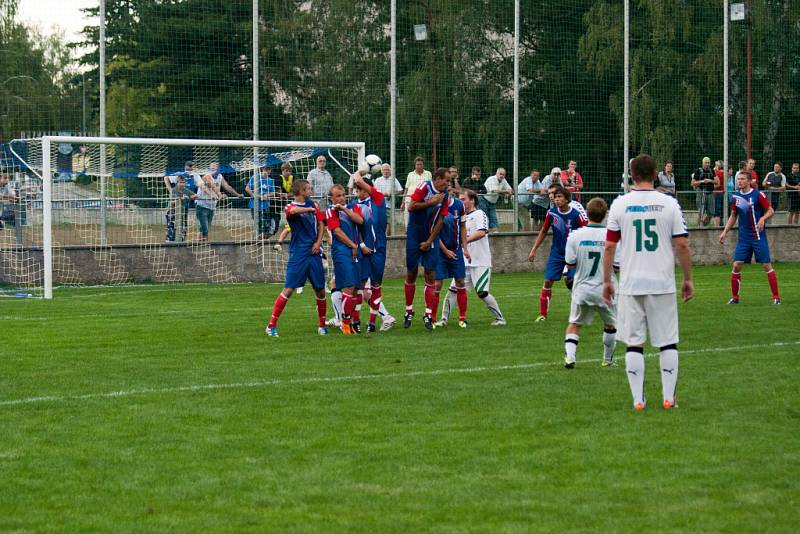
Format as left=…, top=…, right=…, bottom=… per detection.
left=39, top=135, right=366, bottom=300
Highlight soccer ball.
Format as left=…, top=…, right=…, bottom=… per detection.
left=365, top=154, right=382, bottom=175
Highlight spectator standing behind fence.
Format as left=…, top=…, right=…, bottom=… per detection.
left=165, top=175, right=196, bottom=242
left=246, top=167, right=277, bottom=240
left=747, top=158, right=759, bottom=189
left=483, top=167, right=513, bottom=233
left=762, top=162, right=786, bottom=211
left=307, top=155, right=333, bottom=208
left=403, top=157, right=431, bottom=228
left=0, top=174, right=16, bottom=232
left=270, top=162, right=293, bottom=232
left=163, top=161, right=199, bottom=242
left=461, top=167, right=484, bottom=195
left=449, top=166, right=461, bottom=189
left=531, top=169, right=553, bottom=229
left=786, top=163, right=800, bottom=225
left=560, top=160, right=584, bottom=202
left=195, top=173, right=222, bottom=241
left=657, top=161, right=677, bottom=197
left=691, top=157, right=717, bottom=227
left=517, top=170, right=539, bottom=231
left=374, top=163, right=403, bottom=198
left=208, top=163, right=243, bottom=200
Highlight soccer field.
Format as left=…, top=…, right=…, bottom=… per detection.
left=2, top=264, right=799, bottom=532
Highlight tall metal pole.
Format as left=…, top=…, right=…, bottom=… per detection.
left=390, top=0, right=397, bottom=235
left=99, top=0, right=108, bottom=245
left=252, top=0, right=259, bottom=141
left=43, top=137, right=53, bottom=299
left=512, top=0, right=520, bottom=232
left=82, top=72, right=86, bottom=134
left=252, top=0, right=260, bottom=239
left=724, top=0, right=730, bottom=216
left=623, top=0, right=630, bottom=193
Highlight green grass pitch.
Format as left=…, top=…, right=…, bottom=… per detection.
left=2, top=264, right=799, bottom=532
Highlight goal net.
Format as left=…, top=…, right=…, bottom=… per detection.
left=1, top=136, right=365, bottom=298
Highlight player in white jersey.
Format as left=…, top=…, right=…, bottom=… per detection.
left=563, top=197, right=619, bottom=369
left=442, top=188, right=506, bottom=325
left=603, top=154, right=693, bottom=411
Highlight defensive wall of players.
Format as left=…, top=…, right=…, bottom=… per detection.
left=7, top=225, right=800, bottom=285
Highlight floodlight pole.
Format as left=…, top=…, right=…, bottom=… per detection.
left=99, top=0, right=108, bottom=245
left=623, top=0, right=630, bottom=193
left=724, top=0, right=730, bottom=217
left=512, top=0, right=520, bottom=233
left=390, top=0, right=397, bottom=236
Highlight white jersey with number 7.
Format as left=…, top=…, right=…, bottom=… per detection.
left=606, top=189, right=688, bottom=295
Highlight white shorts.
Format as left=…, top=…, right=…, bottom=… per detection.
left=463, top=266, right=491, bottom=293
left=617, top=293, right=679, bottom=348
left=568, top=300, right=616, bottom=327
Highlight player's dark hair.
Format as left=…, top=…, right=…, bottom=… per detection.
left=292, top=179, right=309, bottom=196
left=462, top=188, right=478, bottom=204
left=775, top=161, right=782, bottom=167
left=630, top=154, right=656, bottom=183
left=664, top=160, right=673, bottom=166
left=433, top=167, right=449, bottom=181
left=550, top=183, right=571, bottom=201
left=586, top=197, right=608, bottom=223
left=738, top=160, right=748, bottom=171
left=472, top=166, right=481, bottom=174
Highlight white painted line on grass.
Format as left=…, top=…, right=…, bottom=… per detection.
left=1, top=340, right=798, bottom=408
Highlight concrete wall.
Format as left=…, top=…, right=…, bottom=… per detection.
left=3, top=226, right=800, bottom=285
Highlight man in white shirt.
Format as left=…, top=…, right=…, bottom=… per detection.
left=483, top=167, right=513, bottom=232
left=306, top=155, right=334, bottom=208
left=373, top=163, right=403, bottom=197
left=603, top=154, right=693, bottom=411
left=440, top=188, right=505, bottom=325
left=403, top=156, right=432, bottom=228
left=563, top=197, right=619, bottom=368
left=516, top=169, right=541, bottom=231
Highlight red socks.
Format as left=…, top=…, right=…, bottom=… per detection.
left=424, top=283, right=440, bottom=320
left=316, top=297, right=327, bottom=327
left=539, top=287, right=552, bottom=318
left=353, top=290, right=362, bottom=323
left=342, top=292, right=355, bottom=324
left=456, top=286, right=468, bottom=321
left=368, top=287, right=382, bottom=325
left=404, top=282, right=415, bottom=312
left=731, top=272, right=741, bottom=300
left=767, top=270, right=780, bottom=299
left=268, top=293, right=288, bottom=328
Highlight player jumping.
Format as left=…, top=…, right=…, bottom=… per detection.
left=528, top=184, right=588, bottom=322
left=719, top=165, right=781, bottom=305
left=265, top=179, right=327, bottom=337
left=404, top=167, right=451, bottom=331
left=563, top=197, right=618, bottom=368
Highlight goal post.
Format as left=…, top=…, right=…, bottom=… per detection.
left=7, top=135, right=366, bottom=299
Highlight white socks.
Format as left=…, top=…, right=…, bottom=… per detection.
left=625, top=349, right=645, bottom=406
left=331, top=290, right=343, bottom=321
left=442, top=289, right=457, bottom=321
left=660, top=347, right=679, bottom=405
left=603, top=330, right=617, bottom=363
left=564, top=333, right=579, bottom=363
left=481, top=294, right=504, bottom=321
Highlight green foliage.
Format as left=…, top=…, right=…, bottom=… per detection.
left=1, top=266, right=799, bottom=530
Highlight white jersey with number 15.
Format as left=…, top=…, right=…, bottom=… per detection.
left=606, top=189, right=688, bottom=296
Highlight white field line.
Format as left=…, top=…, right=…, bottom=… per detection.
left=2, top=340, right=798, bottom=408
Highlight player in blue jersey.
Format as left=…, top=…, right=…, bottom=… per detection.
left=352, top=172, right=397, bottom=332
left=434, top=186, right=471, bottom=327
left=266, top=179, right=328, bottom=337
left=527, top=184, right=588, bottom=322
left=404, top=167, right=451, bottom=330
left=325, top=184, right=365, bottom=335
left=719, top=167, right=781, bottom=304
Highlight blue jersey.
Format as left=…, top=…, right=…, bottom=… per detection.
left=543, top=205, right=587, bottom=261
left=440, top=197, right=465, bottom=252
left=284, top=200, right=323, bottom=256
left=325, top=203, right=363, bottom=259
left=733, top=188, right=771, bottom=243
left=407, top=180, right=449, bottom=242
left=357, top=189, right=387, bottom=252
left=247, top=175, right=273, bottom=210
